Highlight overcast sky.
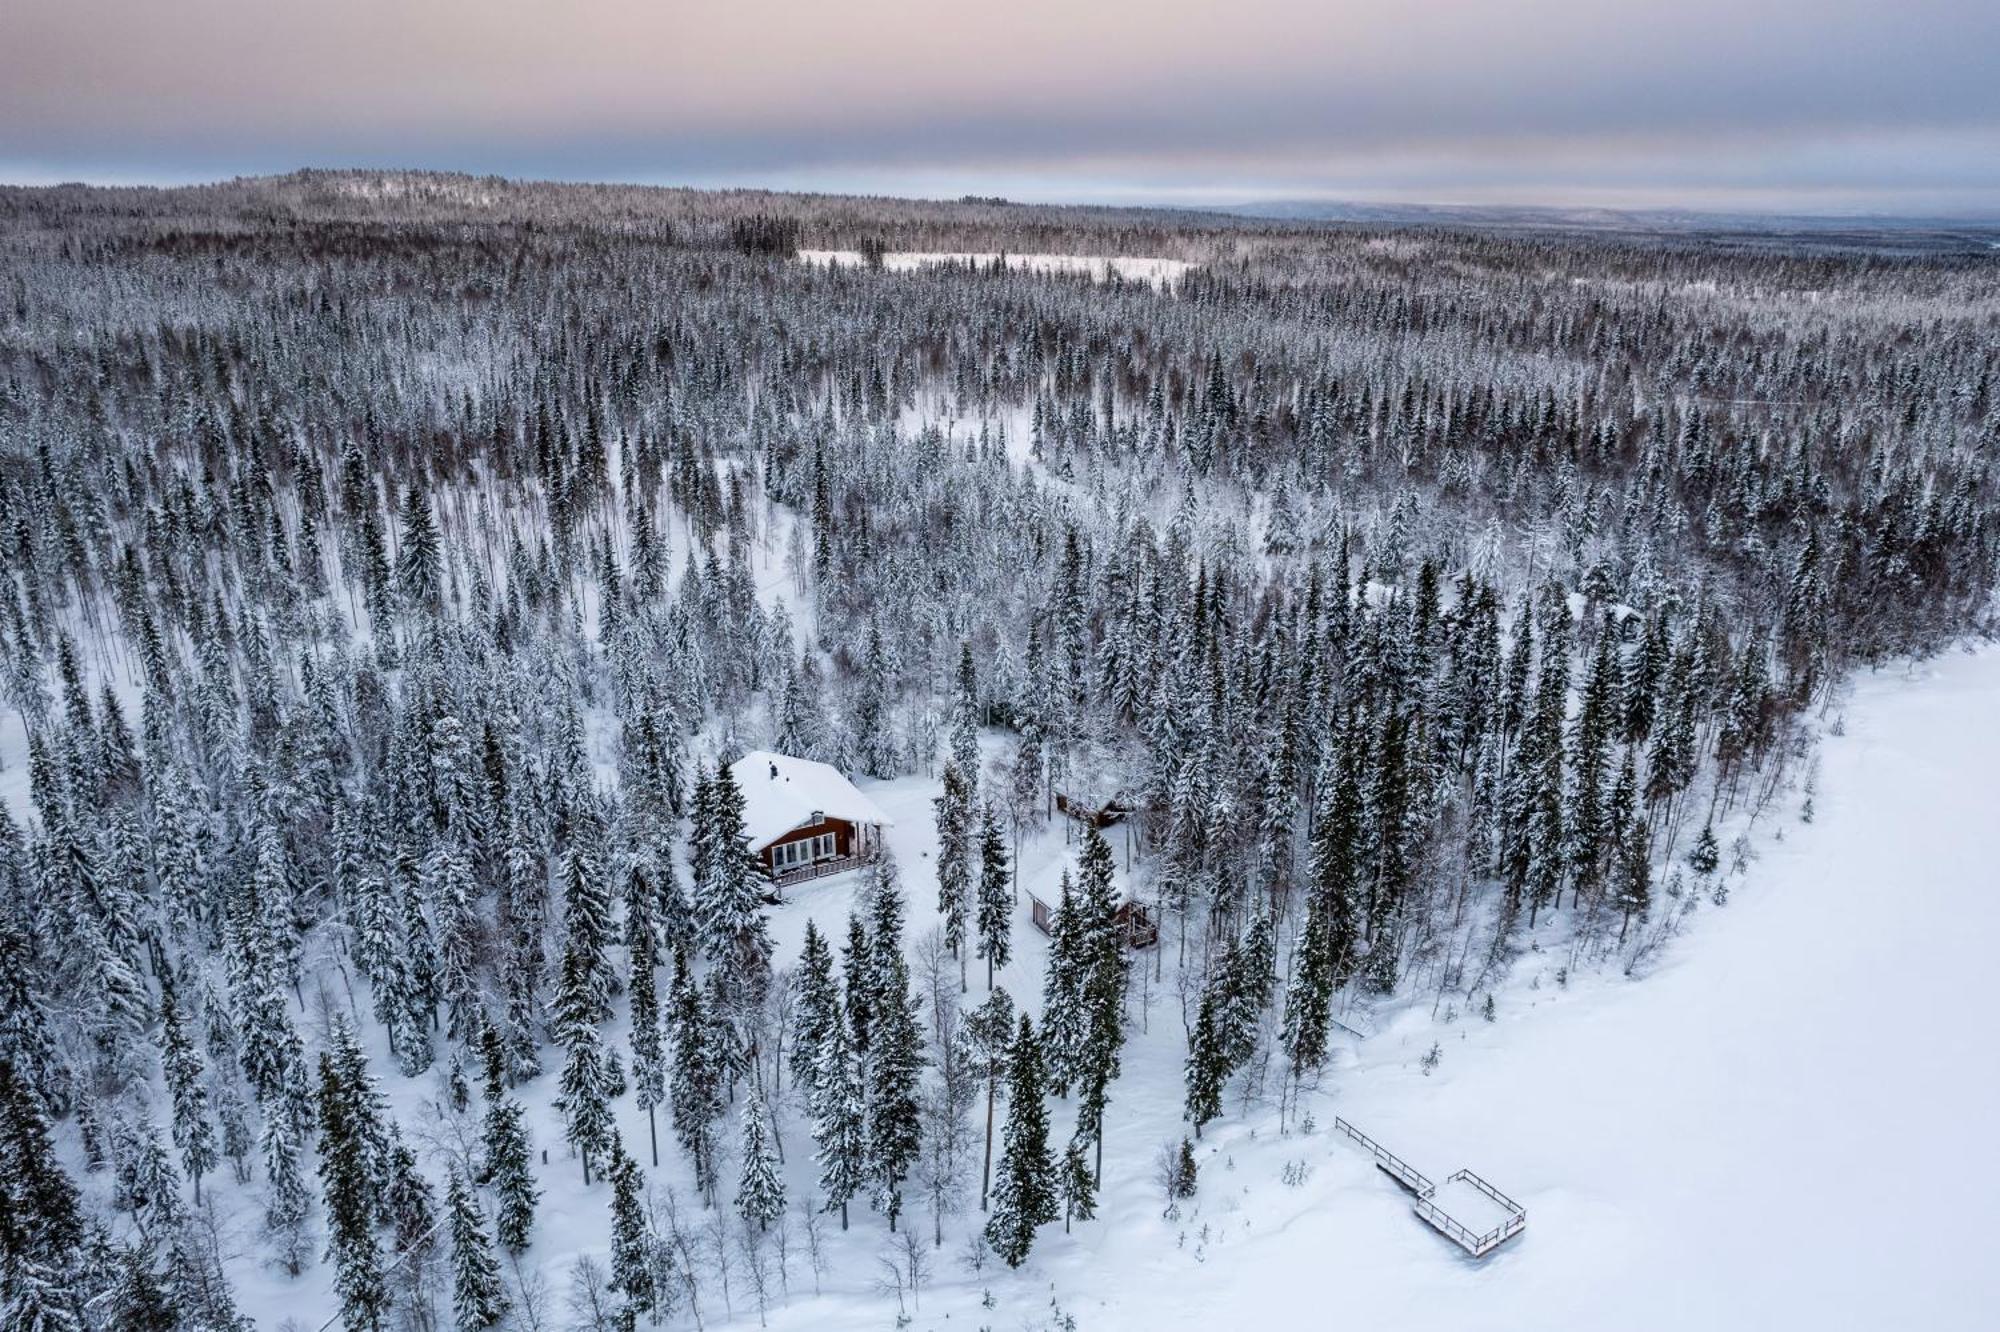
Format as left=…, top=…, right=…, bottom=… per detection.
left=7, top=0, right=2000, bottom=215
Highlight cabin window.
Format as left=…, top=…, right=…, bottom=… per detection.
left=770, top=831, right=843, bottom=871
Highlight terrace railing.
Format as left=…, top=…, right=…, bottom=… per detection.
left=1333, top=1119, right=1527, bottom=1258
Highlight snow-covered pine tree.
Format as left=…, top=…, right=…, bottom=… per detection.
left=447, top=1166, right=509, bottom=1331
left=1038, top=871, right=1087, bottom=1097
left=736, top=1078, right=786, bottom=1231
left=482, top=1092, right=539, bottom=1253
left=316, top=1051, right=388, bottom=1332
left=553, top=937, right=613, bottom=1185
left=1059, top=1138, right=1097, bottom=1233
left=606, top=1134, right=655, bottom=1321
left=863, top=858, right=925, bottom=1230
left=692, top=757, right=773, bottom=1009
left=629, top=906, right=666, bottom=1166
left=984, top=1013, right=1056, bottom=1267
left=811, top=1005, right=867, bottom=1231
left=667, top=949, right=723, bottom=1203
left=156, top=968, right=217, bottom=1204
left=791, top=919, right=839, bottom=1106
left=962, top=987, right=1015, bottom=1212
left=974, top=801, right=1012, bottom=989
left=933, top=759, right=973, bottom=982
left=1072, top=825, right=1128, bottom=1181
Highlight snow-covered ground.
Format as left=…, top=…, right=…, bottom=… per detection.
left=751, top=647, right=2000, bottom=1330
left=798, top=250, right=1194, bottom=288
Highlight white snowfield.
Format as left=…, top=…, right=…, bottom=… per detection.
left=797, top=249, right=1194, bottom=287
left=728, top=749, right=892, bottom=853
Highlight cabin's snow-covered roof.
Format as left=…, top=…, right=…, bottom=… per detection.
left=730, top=750, right=893, bottom=852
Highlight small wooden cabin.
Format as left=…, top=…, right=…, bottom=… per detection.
left=1027, top=890, right=1158, bottom=949
left=730, top=750, right=892, bottom=892
left=1055, top=790, right=1139, bottom=829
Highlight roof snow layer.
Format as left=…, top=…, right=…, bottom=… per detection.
left=730, top=750, right=893, bottom=852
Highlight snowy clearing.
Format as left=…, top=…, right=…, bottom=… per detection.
left=798, top=249, right=1194, bottom=287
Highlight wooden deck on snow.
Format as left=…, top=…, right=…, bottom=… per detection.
left=1334, top=1117, right=1526, bottom=1258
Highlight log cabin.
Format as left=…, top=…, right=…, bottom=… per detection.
left=729, top=749, right=892, bottom=892
left=1026, top=889, right=1159, bottom=948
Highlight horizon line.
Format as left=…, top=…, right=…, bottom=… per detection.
left=7, top=164, right=2000, bottom=229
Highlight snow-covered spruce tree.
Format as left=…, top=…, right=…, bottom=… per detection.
left=1071, top=824, right=1129, bottom=1181
left=1688, top=817, right=1721, bottom=879
left=1038, top=871, right=1087, bottom=1098
left=426, top=834, right=484, bottom=1042
left=1279, top=892, right=1337, bottom=1103
left=1184, top=914, right=1276, bottom=1136
left=114, top=1118, right=186, bottom=1241
left=324, top=1019, right=394, bottom=1214
left=1613, top=807, right=1655, bottom=945
left=606, top=1134, right=655, bottom=1323
left=316, top=1051, right=389, bottom=1332
left=1563, top=618, right=1621, bottom=908
left=156, top=967, right=217, bottom=1205
left=984, top=1013, right=1056, bottom=1267
left=961, top=986, right=1016, bottom=1213
left=863, top=858, right=925, bottom=1230
left=933, top=759, right=974, bottom=983
left=382, top=1131, right=441, bottom=1297
left=482, top=1091, right=539, bottom=1253
left=499, top=809, right=548, bottom=1084
left=260, top=1097, right=314, bottom=1276
left=974, top=801, right=1012, bottom=989
left=3, top=1260, right=86, bottom=1332
left=0, top=1054, right=85, bottom=1276
left=1059, top=1139, right=1097, bottom=1233
left=447, top=1166, right=509, bottom=1332
left=559, top=808, right=617, bottom=1028
left=949, top=640, right=982, bottom=790
left=692, top=757, right=774, bottom=1010
left=554, top=937, right=614, bottom=1186
left=1008, top=725, right=1047, bottom=839
left=853, top=622, right=898, bottom=778
left=790, top=919, right=840, bottom=1107
left=389, top=862, right=439, bottom=1076
left=736, top=1078, right=786, bottom=1231
left=0, top=913, right=65, bottom=1115
left=667, top=948, right=724, bottom=1204
left=811, top=1002, right=867, bottom=1231
left=396, top=482, right=445, bottom=618
left=628, top=905, right=667, bottom=1167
